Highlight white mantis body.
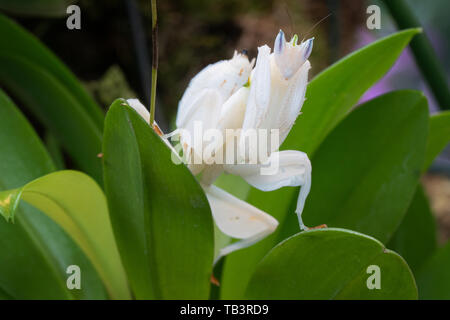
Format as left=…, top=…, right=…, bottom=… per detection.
left=127, top=29, right=314, bottom=262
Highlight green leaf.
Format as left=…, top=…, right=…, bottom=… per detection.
left=282, top=28, right=420, bottom=156
left=246, top=228, right=417, bottom=299
left=423, top=111, right=450, bottom=171
left=0, top=286, right=13, bottom=300
left=416, top=242, right=450, bottom=299
left=302, top=90, right=428, bottom=242
left=388, top=110, right=450, bottom=276
left=0, top=170, right=130, bottom=299
left=0, top=54, right=103, bottom=183
left=222, top=90, right=428, bottom=299
left=0, top=14, right=103, bottom=128
left=45, top=132, right=66, bottom=170
left=103, top=99, right=214, bottom=299
left=387, top=111, right=450, bottom=276
left=387, top=185, right=437, bottom=273
left=221, top=29, right=420, bottom=299
left=0, top=14, right=104, bottom=183
left=220, top=187, right=296, bottom=299
left=0, top=90, right=106, bottom=299
left=0, top=0, right=74, bottom=17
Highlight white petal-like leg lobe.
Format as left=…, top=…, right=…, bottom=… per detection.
left=199, top=87, right=249, bottom=165
left=176, top=53, right=253, bottom=128
left=177, top=88, right=223, bottom=131
left=203, top=184, right=278, bottom=263
left=223, top=150, right=309, bottom=190
left=217, top=87, right=249, bottom=132
left=176, top=61, right=224, bottom=128
left=204, top=185, right=278, bottom=239
left=178, top=89, right=223, bottom=164
left=293, top=152, right=311, bottom=231
left=223, top=150, right=311, bottom=230
left=127, top=99, right=150, bottom=124
left=241, top=45, right=271, bottom=132
left=277, top=60, right=311, bottom=145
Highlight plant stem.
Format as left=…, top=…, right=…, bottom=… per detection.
left=383, top=0, right=450, bottom=110
left=150, top=0, right=158, bottom=124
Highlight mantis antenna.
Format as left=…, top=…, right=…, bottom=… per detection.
left=302, top=13, right=332, bottom=42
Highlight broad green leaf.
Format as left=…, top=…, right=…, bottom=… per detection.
left=246, top=228, right=417, bottom=299
left=0, top=14, right=103, bottom=128
left=0, top=90, right=106, bottom=299
left=221, top=29, right=419, bottom=299
left=416, top=242, right=450, bottom=299
left=0, top=170, right=130, bottom=299
left=0, top=54, right=103, bottom=183
left=103, top=99, right=214, bottom=299
left=0, top=0, right=73, bottom=17
left=222, top=90, right=428, bottom=299
left=0, top=201, right=108, bottom=300
left=423, top=111, right=450, bottom=171
left=302, top=90, right=428, bottom=242
left=0, top=286, right=13, bottom=300
left=45, top=132, right=66, bottom=170
left=387, top=185, right=436, bottom=274
left=0, top=14, right=104, bottom=183
left=388, top=111, right=450, bottom=275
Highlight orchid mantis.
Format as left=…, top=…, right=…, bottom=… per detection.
left=126, top=29, right=313, bottom=262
